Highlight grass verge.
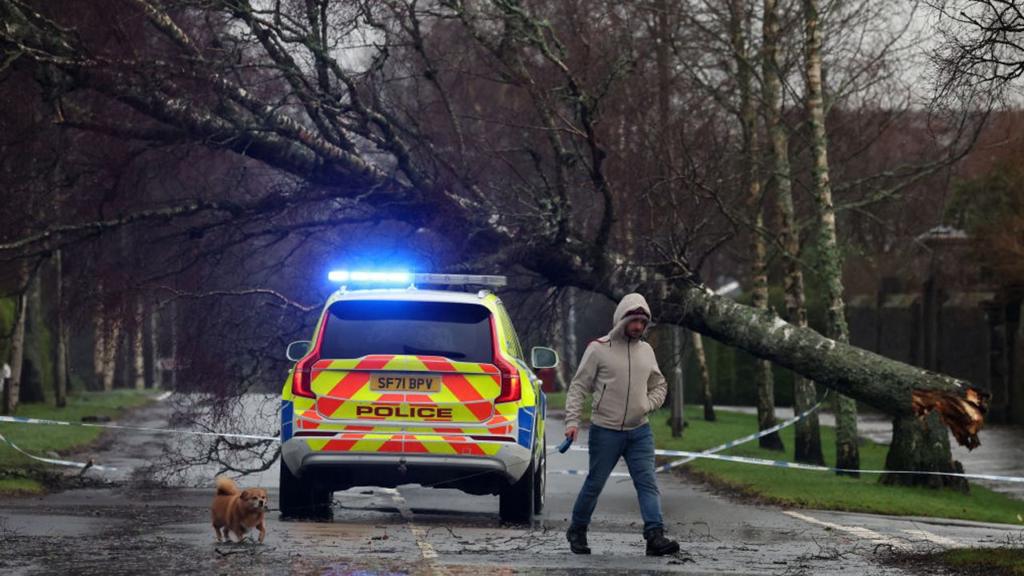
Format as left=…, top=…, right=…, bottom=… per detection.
left=643, top=405, right=1024, bottom=525
left=0, top=389, right=157, bottom=494
left=890, top=548, right=1024, bottom=576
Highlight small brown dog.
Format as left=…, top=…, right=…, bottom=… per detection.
left=211, top=476, right=268, bottom=544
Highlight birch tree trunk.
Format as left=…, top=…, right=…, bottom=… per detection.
left=692, top=331, right=716, bottom=421
left=733, top=0, right=783, bottom=450
left=54, top=249, right=68, bottom=407
left=149, top=308, right=162, bottom=389
left=802, top=0, right=860, bottom=474
left=763, top=0, right=824, bottom=464
left=3, top=265, right=28, bottom=414
left=132, top=300, right=146, bottom=390
left=102, top=317, right=121, bottom=392
left=93, top=289, right=106, bottom=391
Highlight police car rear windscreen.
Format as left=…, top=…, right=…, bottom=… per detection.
left=319, top=300, right=494, bottom=364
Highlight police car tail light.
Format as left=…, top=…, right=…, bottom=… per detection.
left=490, top=317, right=521, bottom=403
left=494, top=354, right=521, bottom=403
left=292, top=349, right=319, bottom=399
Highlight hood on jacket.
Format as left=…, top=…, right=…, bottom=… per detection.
left=607, top=292, right=653, bottom=341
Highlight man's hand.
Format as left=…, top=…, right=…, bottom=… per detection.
left=565, top=426, right=578, bottom=441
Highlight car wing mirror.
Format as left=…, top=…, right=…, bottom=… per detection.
left=530, top=346, right=559, bottom=370
left=286, top=340, right=311, bottom=362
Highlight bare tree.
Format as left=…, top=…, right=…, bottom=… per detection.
left=0, top=0, right=991, bottom=449
left=932, top=0, right=1024, bottom=96
left=802, top=0, right=859, bottom=473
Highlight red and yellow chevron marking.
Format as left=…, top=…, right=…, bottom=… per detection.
left=288, top=354, right=526, bottom=457
left=298, top=432, right=504, bottom=457
left=309, top=355, right=501, bottom=424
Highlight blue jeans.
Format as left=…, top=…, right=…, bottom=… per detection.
left=570, top=423, right=664, bottom=532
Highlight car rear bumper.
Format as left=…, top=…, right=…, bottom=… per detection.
left=281, top=435, right=532, bottom=489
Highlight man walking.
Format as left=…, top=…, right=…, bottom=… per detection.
left=564, top=292, right=680, bottom=556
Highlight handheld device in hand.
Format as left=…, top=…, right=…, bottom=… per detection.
left=558, top=436, right=573, bottom=453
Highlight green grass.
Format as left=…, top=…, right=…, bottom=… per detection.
left=646, top=405, right=1024, bottom=525
left=0, top=389, right=157, bottom=493
left=939, top=548, right=1024, bottom=575
left=546, top=391, right=566, bottom=411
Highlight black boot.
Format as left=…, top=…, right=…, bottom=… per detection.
left=644, top=527, right=680, bottom=556
left=566, top=524, right=591, bottom=555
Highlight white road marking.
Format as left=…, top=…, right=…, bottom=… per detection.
left=784, top=510, right=910, bottom=550
left=386, top=489, right=448, bottom=573
left=901, top=528, right=959, bottom=547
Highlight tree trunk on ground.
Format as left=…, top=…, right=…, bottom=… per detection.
left=802, top=0, right=859, bottom=473
left=733, top=0, right=783, bottom=450
left=693, top=331, right=716, bottom=422
left=653, top=281, right=986, bottom=449
left=54, top=249, right=68, bottom=407
left=763, top=0, right=821, bottom=462
left=881, top=412, right=968, bottom=492
left=3, top=266, right=28, bottom=414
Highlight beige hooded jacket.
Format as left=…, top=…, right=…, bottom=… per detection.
left=564, top=293, right=669, bottom=431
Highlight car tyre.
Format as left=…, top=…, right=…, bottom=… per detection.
left=279, top=462, right=333, bottom=520
left=533, top=437, right=546, bottom=513
left=500, top=452, right=537, bottom=524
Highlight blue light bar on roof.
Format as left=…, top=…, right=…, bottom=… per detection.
left=327, top=270, right=410, bottom=283
left=327, top=270, right=506, bottom=288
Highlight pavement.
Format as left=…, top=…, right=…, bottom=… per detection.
left=0, top=395, right=1022, bottom=575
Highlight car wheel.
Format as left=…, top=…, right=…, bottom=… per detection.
left=279, top=462, right=333, bottom=520
left=499, top=454, right=536, bottom=524
left=533, top=438, right=546, bottom=513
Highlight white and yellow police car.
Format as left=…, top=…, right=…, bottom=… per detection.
left=279, top=272, right=556, bottom=523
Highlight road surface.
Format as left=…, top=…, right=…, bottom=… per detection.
left=0, top=395, right=1021, bottom=575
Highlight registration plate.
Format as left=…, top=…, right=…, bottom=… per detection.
left=370, top=372, right=441, bottom=393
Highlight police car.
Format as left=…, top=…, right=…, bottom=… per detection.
left=279, top=272, right=555, bottom=523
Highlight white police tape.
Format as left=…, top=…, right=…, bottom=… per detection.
left=556, top=392, right=830, bottom=478
left=0, top=414, right=277, bottom=472
left=0, top=414, right=278, bottom=441
left=0, top=431, right=116, bottom=472
left=620, top=448, right=1024, bottom=484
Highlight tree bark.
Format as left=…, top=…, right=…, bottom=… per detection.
left=102, top=317, right=121, bottom=392
left=802, top=0, right=859, bottom=473
left=93, top=289, right=105, bottom=391
left=692, top=331, right=716, bottom=422
left=54, top=249, right=68, bottom=407
left=132, top=300, right=146, bottom=390
left=733, top=0, right=783, bottom=450
left=881, top=412, right=968, bottom=492
left=3, top=265, right=28, bottom=414
left=763, top=0, right=822, bottom=462
left=654, top=281, right=986, bottom=449
left=149, top=307, right=162, bottom=389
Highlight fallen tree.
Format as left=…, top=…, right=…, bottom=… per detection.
left=0, top=0, right=990, bottom=448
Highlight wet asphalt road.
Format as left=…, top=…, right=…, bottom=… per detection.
left=1, top=396, right=1022, bottom=575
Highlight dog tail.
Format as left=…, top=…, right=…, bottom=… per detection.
left=215, top=476, right=239, bottom=496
